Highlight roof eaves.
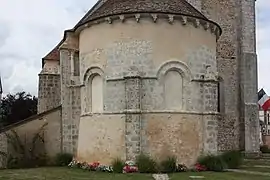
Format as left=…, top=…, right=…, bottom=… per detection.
left=73, top=0, right=107, bottom=29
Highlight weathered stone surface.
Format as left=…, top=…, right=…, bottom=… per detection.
left=0, top=107, right=62, bottom=168
left=15, top=0, right=258, bottom=169
left=77, top=114, right=126, bottom=165
left=38, top=74, right=61, bottom=113
left=203, top=115, right=218, bottom=154
left=60, top=47, right=81, bottom=154
left=142, top=114, right=203, bottom=167
left=201, top=0, right=258, bottom=153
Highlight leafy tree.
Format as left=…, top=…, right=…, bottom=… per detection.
left=0, top=92, right=37, bottom=126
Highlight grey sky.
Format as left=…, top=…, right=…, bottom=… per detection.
left=0, top=0, right=269, bottom=96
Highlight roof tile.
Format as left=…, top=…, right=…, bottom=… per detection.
left=77, top=0, right=208, bottom=26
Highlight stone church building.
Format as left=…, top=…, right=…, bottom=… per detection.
left=1, top=0, right=260, bottom=166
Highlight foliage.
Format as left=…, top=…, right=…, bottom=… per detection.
left=159, top=155, right=177, bottom=173
left=220, top=150, right=243, bottom=169
left=0, top=92, right=37, bottom=126
left=0, top=123, right=48, bottom=169
left=197, top=154, right=227, bottom=172
left=55, top=153, right=73, bottom=166
left=260, top=145, right=270, bottom=153
left=176, top=164, right=188, bottom=172
left=111, top=158, right=125, bottom=173
left=135, top=154, right=158, bottom=173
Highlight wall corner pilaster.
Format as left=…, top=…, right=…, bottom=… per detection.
left=124, top=75, right=142, bottom=160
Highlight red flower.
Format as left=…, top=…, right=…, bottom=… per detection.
left=194, top=163, right=207, bottom=171
left=89, top=162, right=100, bottom=169
left=123, top=165, right=138, bottom=173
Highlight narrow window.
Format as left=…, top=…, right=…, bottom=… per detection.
left=73, top=52, right=80, bottom=76
left=164, top=70, right=183, bottom=110
left=91, top=75, right=103, bottom=113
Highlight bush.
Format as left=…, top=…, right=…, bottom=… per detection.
left=220, top=150, right=243, bottom=169
left=111, top=158, right=125, bottom=173
left=135, top=154, right=158, bottom=173
left=160, top=156, right=177, bottom=173
left=197, top=154, right=227, bottom=172
left=260, top=145, right=270, bottom=153
left=55, top=153, right=73, bottom=166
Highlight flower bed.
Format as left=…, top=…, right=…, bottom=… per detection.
left=68, top=158, right=191, bottom=174
left=68, top=159, right=113, bottom=172
left=68, top=159, right=140, bottom=173
left=67, top=151, right=242, bottom=174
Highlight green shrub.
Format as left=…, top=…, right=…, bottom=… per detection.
left=198, top=154, right=227, bottom=172
left=220, top=150, right=243, bottom=169
left=260, top=145, right=270, bottom=153
left=159, top=156, right=177, bottom=173
left=135, top=154, right=158, bottom=173
left=111, top=158, right=125, bottom=173
left=54, top=153, right=73, bottom=166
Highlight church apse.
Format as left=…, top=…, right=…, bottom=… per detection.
left=75, top=8, right=220, bottom=166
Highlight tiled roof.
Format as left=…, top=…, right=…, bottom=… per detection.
left=42, top=47, right=60, bottom=61
left=76, top=0, right=208, bottom=27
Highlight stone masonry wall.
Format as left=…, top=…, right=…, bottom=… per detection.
left=60, top=49, right=81, bottom=154
left=38, top=74, right=61, bottom=113
left=201, top=0, right=259, bottom=153
left=202, top=0, right=241, bottom=151
left=0, top=107, right=62, bottom=168
left=76, top=16, right=219, bottom=164
left=238, top=0, right=259, bottom=153
left=125, top=77, right=142, bottom=160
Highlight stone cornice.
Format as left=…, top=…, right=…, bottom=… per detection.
left=81, top=110, right=221, bottom=117
left=75, top=13, right=222, bottom=39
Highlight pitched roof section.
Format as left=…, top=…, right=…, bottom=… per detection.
left=76, top=0, right=208, bottom=27
left=74, top=0, right=108, bottom=28
left=41, top=43, right=61, bottom=67
left=42, top=47, right=60, bottom=61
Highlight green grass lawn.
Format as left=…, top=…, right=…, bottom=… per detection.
left=0, top=167, right=269, bottom=180
left=243, top=159, right=270, bottom=166
left=240, top=166, right=270, bottom=173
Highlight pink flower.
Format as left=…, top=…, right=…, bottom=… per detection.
left=194, top=163, right=207, bottom=171
left=123, top=165, right=138, bottom=173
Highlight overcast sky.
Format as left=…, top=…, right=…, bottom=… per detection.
left=0, top=0, right=269, bottom=96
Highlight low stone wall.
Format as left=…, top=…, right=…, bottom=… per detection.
left=0, top=106, right=62, bottom=168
